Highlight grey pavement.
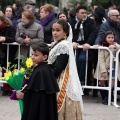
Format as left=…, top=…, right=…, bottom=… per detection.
left=0, top=90, right=120, bottom=120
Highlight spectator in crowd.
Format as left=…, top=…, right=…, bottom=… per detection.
left=94, top=31, right=120, bottom=105
left=0, top=14, right=16, bottom=96
left=91, top=7, right=105, bottom=97
left=17, top=3, right=39, bottom=24
left=118, top=5, right=120, bottom=21
left=3, top=5, right=18, bottom=95
left=69, top=6, right=97, bottom=95
left=15, top=10, right=44, bottom=57
left=24, top=0, right=39, bottom=20
left=54, top=6, right=60, bottom=17
left=4, top=5, right=18, bottom=28
left=105, top=2, right=117, bottom=19
left=48, top=19, right=83, bottom=120
left=12, top=3, right=23, bottom=19
left=95, top=9, right=120, bottom=45
left=69, top=2, right=80, bottom=18
left=57, top=12, right=68, bottom=21
left=40, top=4, right=56, bottom=44
left=88, top=3, right=98, bottom=17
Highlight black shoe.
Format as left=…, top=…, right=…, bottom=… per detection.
left=2, top=91, right=9, bottom=96
left=102, top=97, right=108, bottom=105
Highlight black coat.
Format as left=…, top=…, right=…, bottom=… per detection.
left=22, top=62, right=59, bottom=120
left=0, top=26, right=16, bottom=43
left=69, top=17, right=97, bottom=45
left=0, top=25, right=16, bottom=66
left=44, top=18, right=56, bottom=44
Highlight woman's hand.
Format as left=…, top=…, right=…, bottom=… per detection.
left=72, top=42, right=79, bottom=49
left=16, top=91, right=24, bottom=99
left=101, top=72, right=107, bottom=78
left=109, top=45, right=116, bottom=49
left=82, top=43, right=90, bottom=51
left=23, top=36, right=30, bottom=45
left=0, top=36, right=5, bottom=42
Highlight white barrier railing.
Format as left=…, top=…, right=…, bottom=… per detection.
left=77, top=45, right=113, bottom=106
left=0, top=43, right=120, bottom=107
left=112, top=49, right=120, bottom=108
left=0, top=42, right=21, bottom=83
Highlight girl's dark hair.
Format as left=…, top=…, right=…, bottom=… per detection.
left=54, top=19, right=69, bottom=37
left=57, top=12, right=68, bottom=21
left=100, top=31, right=115, bottom=46
left=31, top=42, right=49, bottom=56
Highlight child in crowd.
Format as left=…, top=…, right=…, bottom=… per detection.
left=16, top=42, right=59, bottom=120
left=94, top=31, right=120, bottom=105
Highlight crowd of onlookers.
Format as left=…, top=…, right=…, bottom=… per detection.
left=0, top=0, right=120, bottom=105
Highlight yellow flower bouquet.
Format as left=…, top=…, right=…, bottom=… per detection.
left=1, top=56, right=34, bottom=116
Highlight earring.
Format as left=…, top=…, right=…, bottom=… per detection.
left=64, top=35, right=67, bottom=40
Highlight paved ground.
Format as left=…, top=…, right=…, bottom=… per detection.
left=0, top=90, right=120, bottom=120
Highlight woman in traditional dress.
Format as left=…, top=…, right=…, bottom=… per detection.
left=48, top=19, right=83, bottom=120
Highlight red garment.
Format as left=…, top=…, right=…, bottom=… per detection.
left=0, top=23, right=6, bottom=30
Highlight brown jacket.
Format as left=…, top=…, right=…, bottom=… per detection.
left=94, top=43, right=120, bottom=80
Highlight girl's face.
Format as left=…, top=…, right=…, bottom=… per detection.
left=106, top=34, right=115, bottom=44
left=22, top=14, right=30, bottom=25
left=31, top=50, right=47, bottom=64
left=5, top=7, right=12, bottom=17
left=52, top=23, right=66, bottom=42
left=59, top=13, right=67, bottom=21
left=40, top=8, right=49, bottom=19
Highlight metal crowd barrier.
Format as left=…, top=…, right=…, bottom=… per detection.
left=77, top=45, right=113, bottom=106
left=0, top=42, right=21, bottom=83
left=0, top=43, right=120, bottom=107
left=112, top=49, right=120, bottom=108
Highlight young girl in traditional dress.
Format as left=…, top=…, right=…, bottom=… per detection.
left=48, top=19, right=83, bottom=120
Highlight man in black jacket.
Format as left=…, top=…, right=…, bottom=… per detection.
left=69, top=6, right=97, bottom=95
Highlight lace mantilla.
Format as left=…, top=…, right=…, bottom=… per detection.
left=48, top=40, right=69, bottom=64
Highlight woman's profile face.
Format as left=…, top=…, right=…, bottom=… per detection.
left=22, top=14, right=30, bottom=25
left=59, top=13, right=67, bottom=21
left=52, top=23, right=66, bottom=42
left=40, top=8, right=49, bottom=19
left=5, top=7, right=12, bottom=17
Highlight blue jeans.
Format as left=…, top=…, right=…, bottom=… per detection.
left=78, top=51, right=86, bottom=84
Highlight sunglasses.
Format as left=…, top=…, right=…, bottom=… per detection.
left=111, top=15, right=120, bottom=17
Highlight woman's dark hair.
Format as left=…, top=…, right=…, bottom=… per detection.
left=4, top=5, right=16, bottom=17
left=57, top=12, right=68, bottom=21
left=54, top=19, right=69, bottom=37
left=31, top=42, right=49, bottom=56
left=100, top=31, right=115, bottom=46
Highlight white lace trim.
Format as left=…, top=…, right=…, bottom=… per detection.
left=48, top=41, right=69, bottom=64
